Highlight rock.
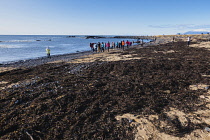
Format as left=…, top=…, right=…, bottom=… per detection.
left=163, top=90, right=171, bottom=94
left=85, top=36, right=105, bottom=39
left=205, top=127, right=210, bottom=132
left=67, top=36, right=76, bottom=38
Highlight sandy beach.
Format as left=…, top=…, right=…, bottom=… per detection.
left=1, top=35, right=210, bottom=139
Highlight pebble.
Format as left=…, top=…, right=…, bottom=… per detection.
left=128, top=119, right=134, bottom=123
left=14, top=100, right=21, bottom=104
left=200, top=95, right=205, bottom=99
left=205, top=127, right=210, bottom=132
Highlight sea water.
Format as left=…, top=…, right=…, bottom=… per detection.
left=0, top=35, right=140, bottom=64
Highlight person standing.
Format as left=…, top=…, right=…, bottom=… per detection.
left=122, top=40, right=125, bottom=50
left=119, top=41, right=121, bottom=48
left=101, top=42, right=105, bottom=52
left=126, top=40, right=129, bottom=48
left=116, top=42, right=119, bottom=48
left=46, top=47, right=51, bottom=58
left=172, top=37, right=175, bottom=43
left=105, top=42, right=107, bottom=50
left=187, top=36, right=191, bottom=46
left=112, top=42, right=115, bottom=49
left=90, top=43, right=94, bottom=52
left=97, top=42, right=101, bottom=52
left=107, top=41, right=110, bottom=52
left=141, top=39, right=144, bottom=46
left=130, top=41, right=132, bottom=46
left=94, top=43, right=97, bottom=52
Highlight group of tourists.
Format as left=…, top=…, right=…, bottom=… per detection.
left=89, top=40, right=133, bottom=52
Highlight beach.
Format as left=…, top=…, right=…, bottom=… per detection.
left=0, top=35, right=138, bottom=64
left=1, top=35, right=210, bottom=139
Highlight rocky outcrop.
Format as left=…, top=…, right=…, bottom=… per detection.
left=85, top=36, right=106, bottom=39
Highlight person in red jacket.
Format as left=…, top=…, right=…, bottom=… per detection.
left=126, top=40, right=129, bottom=48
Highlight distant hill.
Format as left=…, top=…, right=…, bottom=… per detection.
left=182, top=31, right=210, bottom=35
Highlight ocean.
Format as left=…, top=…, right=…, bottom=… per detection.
left=0, top=35, right=140, bottom=64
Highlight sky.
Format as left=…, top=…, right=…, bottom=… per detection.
left=0, top=0, right=210, bottom=35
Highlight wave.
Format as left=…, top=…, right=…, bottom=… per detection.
left=0, top=44, right=27, bottom=48
left=0, top=40, right=36, bottom=43
left=0, top=39, right=52, bottom=43
left=60, top=44, right=74, bottom=46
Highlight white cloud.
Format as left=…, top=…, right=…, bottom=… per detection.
left=149, top=24, right=210, bottom=30
left=192, top=29, right=210, bottom=32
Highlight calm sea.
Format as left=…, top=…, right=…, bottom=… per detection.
left=0, top=35, right=139, bottom=64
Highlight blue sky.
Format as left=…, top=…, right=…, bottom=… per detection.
left=0, top=0, right=210, bottom=35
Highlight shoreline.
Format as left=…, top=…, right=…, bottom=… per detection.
left=0, top=50, right=93, bottom=72
left=0, top=43, right=146, bottom=73
left=1, top=39, right=210, bottom=139
left=1, top=33, right=210, bottom=73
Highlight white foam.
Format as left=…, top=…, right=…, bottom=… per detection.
left=60, top=44, right=74, bottom=46
left=0, top=44, right=25, bottom=48
left=0, top=40, right=35, bottom=43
